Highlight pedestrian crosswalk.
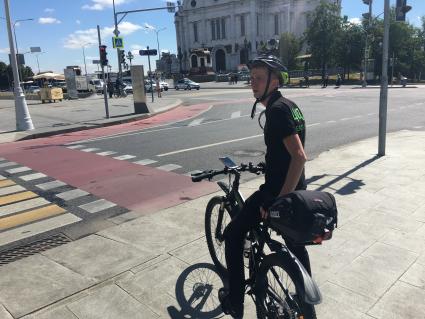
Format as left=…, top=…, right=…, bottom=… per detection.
left=0, top=159, right=125, bottom=248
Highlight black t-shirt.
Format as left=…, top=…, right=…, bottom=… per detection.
left=263, top=90, right=306, bottom=196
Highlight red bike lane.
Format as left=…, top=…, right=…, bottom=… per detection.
left=0, top=104, right=218, bottom=214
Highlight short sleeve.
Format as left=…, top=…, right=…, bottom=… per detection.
left=267, top=105, right=296, bottom=141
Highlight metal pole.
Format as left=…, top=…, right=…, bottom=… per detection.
left=378, top=0, right=390, bottom=156
left=97, top=25, right=109, bottom=119
left=113, top=0, right=123, bottom=81
left=4, top=0, right=33, bottom=130
left=391, top=52, right=395, bottom=87
left=362, top=1, right=372, bottom=87
left=36, top=54, right=40, bottom=74
left=147, top=46, right=154, bottom=102
left=83, top=45, right=87, bottom=75
left=156, top=30, right=160, bottom=61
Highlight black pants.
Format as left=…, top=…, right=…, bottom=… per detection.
left=224, top=190, right=311, bottom=308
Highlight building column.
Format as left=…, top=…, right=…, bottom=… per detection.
left=249, top=0, right=257, bottom=56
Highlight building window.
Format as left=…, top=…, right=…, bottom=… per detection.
left=221, top=18, right=226, bottom=39
left=211, top=20, right=216, bottom=40
left=216, top=19, right=221, bottom=40
left=241, top=15, right=245, bottom=36
left=274, top=14, right=279, bottom=35
left=193, top=22, right=198, bottom=42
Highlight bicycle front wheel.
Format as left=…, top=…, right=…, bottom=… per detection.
left=256, top=254, right=307, bottom=319
left=205, top=196, right=231, bottom=277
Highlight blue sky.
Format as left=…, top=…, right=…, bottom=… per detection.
left=0, top=0, right=424, bottom=75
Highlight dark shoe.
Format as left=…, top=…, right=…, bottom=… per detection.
left=218, top=288, right=243, bottom=318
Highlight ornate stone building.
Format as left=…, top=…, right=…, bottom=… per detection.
left=174, top=0, right=341, bottom=73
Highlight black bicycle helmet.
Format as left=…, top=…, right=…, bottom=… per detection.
left=248, top=55, right=288, bottom=119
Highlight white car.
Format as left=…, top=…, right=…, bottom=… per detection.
left=174, top=78, right=200, bottom=90
left=160, top=81, right=169, bottom=91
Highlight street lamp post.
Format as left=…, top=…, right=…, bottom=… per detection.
left=362, top=0, right=372, bottom=87
left=82, top=42, right=93, bottom=75
left=35, top=52, right=45, bottom=74
left=3, top=0, right=34, bottom=130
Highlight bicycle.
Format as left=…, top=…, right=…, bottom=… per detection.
left=191, top=157, right=322, bottom=318
left=113, top=86, right=127, bottom=98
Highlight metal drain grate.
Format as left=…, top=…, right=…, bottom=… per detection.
left=0, top=233, right=72, bottom=266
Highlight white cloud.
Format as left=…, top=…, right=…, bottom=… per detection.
left=63, top=22, right=142, bottom=49
left=0, top=48, right=10, bottom=54
left=44, top=8, right=55, bottom=13
left=39, top=17, right=61, bottom=24
left=349, top=17, right=362, bottom=25
left=82, top=0, right=129, bottom=11
left=143, top=23, right=155, bottom=30
left=76, top=20, right=81, bottom=25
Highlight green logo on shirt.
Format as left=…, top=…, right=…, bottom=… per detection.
left=291, top=107, right=304, bottom=122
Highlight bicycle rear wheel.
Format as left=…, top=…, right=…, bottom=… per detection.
left=205, top=196, right=231, bottom=277
left=256, top=253, right=307, bottom=319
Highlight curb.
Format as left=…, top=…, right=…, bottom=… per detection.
left=5, top=99, right=183, bottom=142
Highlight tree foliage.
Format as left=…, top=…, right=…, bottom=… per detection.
left=0, top=61, right=34, bottom=90
left=279, top=32, right=302, bottom=70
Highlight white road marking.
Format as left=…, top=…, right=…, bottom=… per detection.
left=66, top=145, right=86, bottom=149
left=5, top=166, right=31, bottom=174
left=79, top=199, right=116, bottom=214
left=157, top=134, right=263, bottom=157
left=0, top=197, right=50, bottom=217
left=413, top=126, right=423, bottom=129
left=113, top=155, right=137, bottom=161
left=0, top=213, right=81, bottom=247
left=56, top=189, right=89, bottom=201
left=231, top=111, right=241, bottom=118
left=133, top=159, right=158, bottom=165
left=340, top=117, right=351, bottom=121
left=19, top=173, right=47, bottom=182
left=326, top=120, right=337, bottom=124
left=0, top=162, right=18, bottom=168
left=36, top=180, right=67, bottom=191
left=80, top=148, right=101, bottom=152
left=307, top=123, right=320, bottom=127
left=0, top=185, right=26, bottom=196
left=96, top=151, right=117, bottom=156
left=367, top=113, right=375, bottom=116
left=188, top=118, right=204, bottom=126
left=156, top=164, right=182, bottom=171
left=0, top=175, right=5, bottom=180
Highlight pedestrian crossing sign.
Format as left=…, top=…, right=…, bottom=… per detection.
left=112, top=37, right=124, bottom=49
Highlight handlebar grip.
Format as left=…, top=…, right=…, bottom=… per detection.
left=191, top=174, right=206, bottom=182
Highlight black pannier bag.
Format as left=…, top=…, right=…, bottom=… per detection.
left=268, top=190, right=338, bottom=244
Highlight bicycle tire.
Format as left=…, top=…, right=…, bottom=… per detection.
left=256, top=253, right=307, bottom=319
left=205, top=196, right=231, bottom=277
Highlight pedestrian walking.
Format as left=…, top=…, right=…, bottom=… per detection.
left=156, top=78, right=162, bottom=98
left=107, top=79, right=113, bottom=98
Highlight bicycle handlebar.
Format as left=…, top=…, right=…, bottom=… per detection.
left=191, top=162, right=265, bottom=182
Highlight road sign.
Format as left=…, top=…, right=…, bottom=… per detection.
left=139, top=49, right=157, bottom=56
left=30, top=47, right=41, bottom=53
left=112, top=37, right=124, bottom=49
left=92, top=60, right=100, bottom=64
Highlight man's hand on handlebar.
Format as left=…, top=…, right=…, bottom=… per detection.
left=260, top=206, right=268, bottom=219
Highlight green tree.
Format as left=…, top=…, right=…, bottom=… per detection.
left=304, top=0, right=342, bottom=75
left=279, top=32, right=302, bottom=70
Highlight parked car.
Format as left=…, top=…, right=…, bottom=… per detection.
left=27, top=86, right=40, bottom=94
left=174, top=78, right=200, bottom=90
left=124, top=83, right=133, bottom=94
left=144, top=80, right=163, bottom=93
left=160, top=81, right=169, bottom=91
left=89, top=79, right=104, bottom=93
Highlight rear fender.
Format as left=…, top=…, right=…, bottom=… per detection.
left=269, top=239, right=322, bottom=305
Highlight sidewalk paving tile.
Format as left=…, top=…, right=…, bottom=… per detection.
left=368, top=281, right=425, bottom=319
left=66, top=284, right=158, bottom=319
left=42, top=235, right=155, bottom=282
left=0, top=254, right=95, bottom=318
left=378, top=229, right=425, bottom=254
left=0, top=305, right=13, bottom=319
left=22, top=307, right=78, bottom=319
left=329, top=242, right=417, bottom=299
left=400, top=262, right=425, bottom=289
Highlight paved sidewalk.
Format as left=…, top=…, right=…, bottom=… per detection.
left=0, top=95, right=182, bottom=144
left=0, top=130, right=424, bottom=319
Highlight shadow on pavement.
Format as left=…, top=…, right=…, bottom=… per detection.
left=167, top=263, right=225, bottom=319
left=306, top=155, right=379, bottom=195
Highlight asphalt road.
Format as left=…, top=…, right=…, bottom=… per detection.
left=72, top=86, right=425, bottom=176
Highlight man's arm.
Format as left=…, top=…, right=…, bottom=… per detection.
left=279, top=133, right=307, bottom=196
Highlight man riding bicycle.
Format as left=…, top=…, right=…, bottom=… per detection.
left=219, top=55, right=315, bottom=318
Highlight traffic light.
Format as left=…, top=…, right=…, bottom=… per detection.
left=396, top=0, right=412, bottom=22
left=99, top=45, right=108, bottom=66
left=119, top=50, right=126, bottom=64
